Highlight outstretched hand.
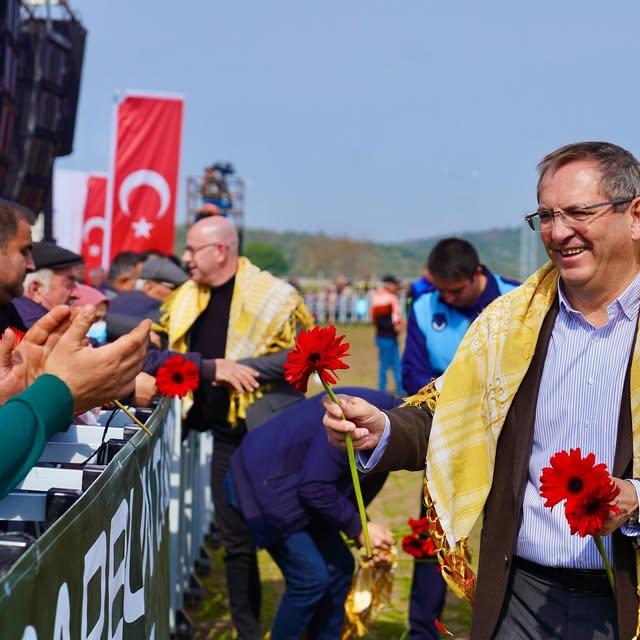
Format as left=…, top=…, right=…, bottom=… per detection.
left=0, top=305, right=72, bottom=404
left=44, top=305, right=151, bottom=413
left=213, top=358, right=260, bottom=393
left=322, top=393, right=387, bottom=451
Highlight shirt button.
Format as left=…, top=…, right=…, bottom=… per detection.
left=587, top=378, right=594, bottom=385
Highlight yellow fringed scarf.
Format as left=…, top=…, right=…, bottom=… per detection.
left=404, top=261, right=640, bottom=634
left=155, top=256, right=314, bottom=423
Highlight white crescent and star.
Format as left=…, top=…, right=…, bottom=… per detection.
left=82, top=216, right=106, bottom=241
left=131, top=216, right=154, bottom=238
left=118, top=169, right=171, bottom=241
left=119, top=169, right=171, bottom=219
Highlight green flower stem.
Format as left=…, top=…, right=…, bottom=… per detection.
left=593, top=534, right=615, bottom=594
left=113, top=400, right=152, bottom=436
left=322, top=381, right=373, bottom=558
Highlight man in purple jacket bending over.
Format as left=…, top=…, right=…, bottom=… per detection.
left=227, top=387, right=397, bottom=639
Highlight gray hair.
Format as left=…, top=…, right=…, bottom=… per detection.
left=537, top=142, right=640, bottom=210
left=24, top=269, right=53, bottom=293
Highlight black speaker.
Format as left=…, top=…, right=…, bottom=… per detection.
left=50, top=18, right=85, bottom=157
left=0, top=0, right=20, bottom=187
left=2, top=18, right=70, bottom=212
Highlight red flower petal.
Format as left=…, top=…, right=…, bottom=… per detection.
left=6, top=327, right=25, bottom=348
left=284, top=325, right=350, bottom=393
left=156, top=355, right=200, bottom=398
left=435, top=618, right=453, bottom=637
left=564, top=480, right=620, bottom=537
left=540, top=448, right=612, bottom=508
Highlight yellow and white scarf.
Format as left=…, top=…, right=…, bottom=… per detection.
left=156, top=256, right=314, bottom=423
left=405, top=261, right=640, bottom=632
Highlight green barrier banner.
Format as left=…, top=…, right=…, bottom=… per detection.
left=0, top=400, right=174, bottom=639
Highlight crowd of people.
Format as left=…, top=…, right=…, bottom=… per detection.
left=2, top=140, right=640, bottom=640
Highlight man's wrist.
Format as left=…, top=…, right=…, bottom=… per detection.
left=625, top=479, right=640, bottom=525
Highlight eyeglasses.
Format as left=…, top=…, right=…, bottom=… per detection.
left=524, top=198, right=636, bottom=232
left=183, top=242, right=227, bottom=257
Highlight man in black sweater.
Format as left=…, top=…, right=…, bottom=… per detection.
left=154, top=216, right=312, bottom=638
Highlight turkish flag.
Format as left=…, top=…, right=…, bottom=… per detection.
left=80, top=174, right=107, bottom=274
left=106, top=93, right=183, bottom=261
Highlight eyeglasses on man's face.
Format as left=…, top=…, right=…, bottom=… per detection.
left=524, top=198, right=636, bottom=232
left=183, top=241, right=228, bottom=257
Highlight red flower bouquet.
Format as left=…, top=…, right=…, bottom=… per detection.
left=401, top=517, right=439, bottom=560
left=156, top=354, right=200, bottom=398
left=539, top=448, right=619, bottom=592
left=284, top=326, right=375, bottom=556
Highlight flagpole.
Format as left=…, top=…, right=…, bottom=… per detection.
left=102, top=90, right=121, bottom=270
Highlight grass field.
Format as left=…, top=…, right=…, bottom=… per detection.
left=189, top=324, right=474, bottom=639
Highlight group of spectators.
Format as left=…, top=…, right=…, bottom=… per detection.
left=0, top=209, right=398, bottom=639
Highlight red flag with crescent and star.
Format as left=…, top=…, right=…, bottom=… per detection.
left=80, top=173, right=107, bottom=273
left=106, top=92, right=183, bottom=261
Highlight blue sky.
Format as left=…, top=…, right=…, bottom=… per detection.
left=58, top=0, right=640, bottom=242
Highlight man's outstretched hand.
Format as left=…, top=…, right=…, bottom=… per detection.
left=322, top=393, right=387, bottom=452
left=0, top=305, right=72, bottom=404
left=44, top=305, right=151, bottom=414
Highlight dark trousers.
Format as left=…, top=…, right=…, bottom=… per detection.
left=408, top=561, right=447, bottom=639
left=493, top=559, right=618, bottom=640
left=409, top=492, right=447, bottom=639
left=212, top=438, right=261, bottom=639
left=268, top=523, right=355, bottom=640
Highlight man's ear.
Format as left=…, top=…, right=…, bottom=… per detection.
left=26, top=279, right=43, bottom=302
left=630, top=197, right=640, bottom=241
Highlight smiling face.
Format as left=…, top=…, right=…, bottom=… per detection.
left=538, top=159, right=640, bottom=303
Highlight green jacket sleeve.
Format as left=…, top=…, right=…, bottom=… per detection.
left=0, top=374, right=74, bottom=500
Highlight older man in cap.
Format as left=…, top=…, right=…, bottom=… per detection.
left=12, top=242, right=83, bottom=328
left=107, top=258, right=188, bottom=342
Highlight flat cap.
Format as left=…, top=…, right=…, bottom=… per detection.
left=140, top=258, right=187, bottom=287
left=32, top=242, right=83, bottom=271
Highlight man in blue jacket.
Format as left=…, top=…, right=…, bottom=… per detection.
left=401, top=237, right=519, bottom=639
left=228, top=387, right=398, bottom=640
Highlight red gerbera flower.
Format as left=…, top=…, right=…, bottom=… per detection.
left=539, top=448, right=611, bottom=508
left=156, top=355, right=200, bottom=398
left=564, top=479, right=620, bottom=537
left=401, top=534, right=424, bottom=558
left=284, top=325, right=349, bottom=393
left=408, top=517, right=432, bottom=535
left=421, top=537, right=437, bottom=557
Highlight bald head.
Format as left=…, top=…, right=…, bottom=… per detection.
left=183, top=216, right=239, bottom=286
left=191, top=216, right=239, bottom=253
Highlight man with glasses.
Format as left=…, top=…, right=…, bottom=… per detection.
left=322, top=141, right=640, bottom=639
left=154, top=215, right=313, bottom=639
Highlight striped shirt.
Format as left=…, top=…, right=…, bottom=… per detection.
left=515, top=273, right=640, bottom=568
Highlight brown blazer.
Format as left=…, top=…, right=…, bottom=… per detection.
left=378, top=299, right=638, bottom=639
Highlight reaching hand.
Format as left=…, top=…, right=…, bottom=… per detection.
left=357, top=521, right=394, bottom=550
left=322, top=393, right=387, bottom=451
left=0, top=306, right=72, bottom=404
left=44, top=305, right=151, bottom=413
left=213, top=358, right=260, bottom=393
left=134, top=371, right=158, bottom=407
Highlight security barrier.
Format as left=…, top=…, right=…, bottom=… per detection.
left=0, top=397, right=213, bottom=639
